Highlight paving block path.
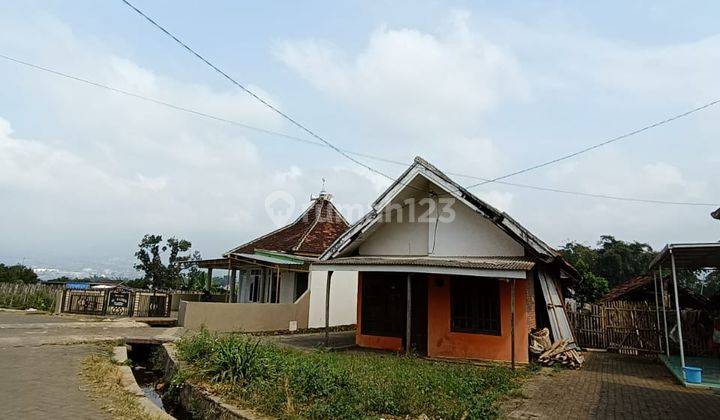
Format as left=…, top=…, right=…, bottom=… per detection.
left=503, top=352, right=720, bottom=419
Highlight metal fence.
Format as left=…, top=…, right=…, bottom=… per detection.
left=61, top=287, right=171, bottom=317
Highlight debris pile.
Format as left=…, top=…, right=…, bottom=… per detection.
left=529, top=328, right=584, bottom=369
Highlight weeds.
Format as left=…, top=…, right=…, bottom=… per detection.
left=175, top=331, right=530, bottom=419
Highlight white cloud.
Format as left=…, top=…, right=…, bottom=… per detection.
left=275, top=11, right=529, bottom=137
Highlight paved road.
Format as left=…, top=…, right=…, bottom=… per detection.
left=0, top=311, right=181, bottom=419
left=503, top=352, right=720, bottom=419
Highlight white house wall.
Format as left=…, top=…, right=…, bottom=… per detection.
left=429, top=200, right=524, bottom=257
left=308, top=270, right=358, bottom=328
left=359, top=199, right=429, bottom=256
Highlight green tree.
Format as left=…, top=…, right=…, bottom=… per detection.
left=181, top=251, right=208, bottom=291
left=594, top=235, right=656, bottom=287
left=134, top=234, right=193, bottom=290
left=0, top=263, right=38, bottom=284
left=560, top=242, right=609, bottom=304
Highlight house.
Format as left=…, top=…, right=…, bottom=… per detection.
left=178, top=192, right=358, bottom=332
left=311, top=157, right=579, bottom=364
left=601, top=275, right=709, bottom=310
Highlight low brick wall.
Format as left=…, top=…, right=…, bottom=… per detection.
left=178, top=292, right=310, bottom=332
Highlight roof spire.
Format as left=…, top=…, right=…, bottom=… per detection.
left=311, top=178, right=332, bottom=201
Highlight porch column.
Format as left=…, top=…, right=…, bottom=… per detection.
left=229, top=268, right=237, bottom=303
left=670, top=250, right=686, bottom=370
left=206, top=267, right=213, bottom=292
left=405, top=274, right=412, bottom=354
left=510, top=278, right=516, bottom=370
left=659, top=266, right=670, bottom=358
left=324, top=271, right=334, bottom=347
left=276, top=266, right=281, bottom=303
left=237, top=269, right=245, bottom=303
left=652, top=271, right=662, bottom=351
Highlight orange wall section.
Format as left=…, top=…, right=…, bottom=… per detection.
left=426, top=275, right=529, bottom=363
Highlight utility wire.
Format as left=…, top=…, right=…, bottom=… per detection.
left=465, top=99, right=720, bottom=189
left=2, top=52, right=717, bottom=207
left=119, top=0, right=720, bottom=205
left=119, top=0, right=400, bottom=185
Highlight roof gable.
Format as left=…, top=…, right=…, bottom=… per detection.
left=320, top=157, right=578, bottom=278
left=225, top=196, right=349, bottom=257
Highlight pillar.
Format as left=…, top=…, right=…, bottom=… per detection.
left=229, top=268, right=237, bottom=303
left=324, top=271, right=333, bottom=347
left=405, top=273, right=412, bottom=354
left=206, top=267, right=213, bottom=291
left=670, top=250, right=685, bottom=370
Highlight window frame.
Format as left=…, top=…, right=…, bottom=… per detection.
left=450, top=277, right=501, bottom=336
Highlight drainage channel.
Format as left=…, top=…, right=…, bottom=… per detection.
left=127, top=343, right=194, bottom=419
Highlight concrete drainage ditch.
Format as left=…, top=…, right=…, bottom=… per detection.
left=113, top=340, right=270, bottom=420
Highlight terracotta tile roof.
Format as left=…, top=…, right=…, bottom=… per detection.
left=226, top=196, right=349, bottom=257
left=601, top=276, right=652, bottom=302
left=313, top=256, right=536, bottom=271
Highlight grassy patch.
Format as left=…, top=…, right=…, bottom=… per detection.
left=80, top=344, right=163, bottom=420
left=176, top=329, right=531, bottom=419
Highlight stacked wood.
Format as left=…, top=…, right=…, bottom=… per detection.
left=529, top=328, right=584, bottom=369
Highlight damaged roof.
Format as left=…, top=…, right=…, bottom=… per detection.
left=225, top=195, right=349, bottom=257
left=319, top=156, right=579, bottom=279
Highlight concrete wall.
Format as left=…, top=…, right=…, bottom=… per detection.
left=170, top=293, right=226, bottom=311
left=178, top=291, right=310, bottom=332
left=354, top=272, right=530, bottom=363
left=426, top=274, right=529, bottom=363
left=359, top=200, right=429, bottom=256
left=429, top=201, right=524, bottom=257
left=358, top=196, right=523, bottom=258
left=307, top=270, right=358, bottom=328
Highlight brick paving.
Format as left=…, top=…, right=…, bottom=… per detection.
left=503, top=351, right=720, bottom=420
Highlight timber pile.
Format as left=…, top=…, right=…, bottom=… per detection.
left=529, top=328, right=584, bottom=369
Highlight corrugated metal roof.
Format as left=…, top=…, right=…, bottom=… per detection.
left=234, top=253, right=305, bottom=265
left=313, top=256, right=535, bottom=271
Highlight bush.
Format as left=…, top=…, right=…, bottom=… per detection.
left=176, top=331, right=527, bottom=419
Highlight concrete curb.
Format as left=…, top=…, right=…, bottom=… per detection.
left=112, top=345, right=128, bottom=364
left=114, top=346, right=175, bottom=420
left=160, top=343, right=274, bottom=420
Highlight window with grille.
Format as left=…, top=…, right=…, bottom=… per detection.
left=450, top=277, right=500, bottom=335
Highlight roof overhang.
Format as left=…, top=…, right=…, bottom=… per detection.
left=311, top=256, right=533, bottom=279
left=311, top=264, right=526, bottom=279
left=649, top=242, right=720, bottom=271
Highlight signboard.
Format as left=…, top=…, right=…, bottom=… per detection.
left=66, top=282, right=90, bottom=290
left=108, top=291, right=130, bottom=308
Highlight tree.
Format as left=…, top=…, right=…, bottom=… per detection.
left=134, top=234, right=193, bottom=290
left=0, top=263, right=38, bottom=284
left=560, top=242, right=609, bottom=304
left=181, top=251, right=208, bottom=291
left=594, top=235, right=656, bottom=288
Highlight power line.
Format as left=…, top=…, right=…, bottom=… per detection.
left=119, top=0, right=400, bottom=186
left=2, top=52, right=717, bottom=207
left=465, top=99, right=720, bottom=189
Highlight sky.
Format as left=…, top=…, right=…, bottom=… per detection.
left=1, top=1, right=719, bottom=279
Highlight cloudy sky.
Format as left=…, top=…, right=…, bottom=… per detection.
left=1, top=1, right=718, bottom=278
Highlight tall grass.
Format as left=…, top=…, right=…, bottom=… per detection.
left=176, top=330, right=528, bottom=419
left=0, top=283, right=60, bottom=311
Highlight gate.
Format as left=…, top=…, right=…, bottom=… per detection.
left=63, top=290, right=107, bottom=315
left=61, top=287, right=171, bottom=317
left=568, top=301, right=663, bottom=354
left=131, top=291, right=170, bottom=317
